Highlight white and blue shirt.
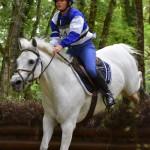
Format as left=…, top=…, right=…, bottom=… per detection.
left=50, top=8, right=94, bottom=48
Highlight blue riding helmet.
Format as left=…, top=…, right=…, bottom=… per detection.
left=70, top=0, right=74, bottom=4
left=53, top=0, right=74, bottom=5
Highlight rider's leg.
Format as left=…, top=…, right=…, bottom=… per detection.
left=78, top=40, right=115, bottom=107
left=93, top=70, right=115, bottom=107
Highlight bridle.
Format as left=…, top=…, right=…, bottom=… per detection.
left=15, top=48, right=55, bottom=88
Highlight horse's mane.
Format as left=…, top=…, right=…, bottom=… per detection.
left=19, top=37, right=72, bottom=63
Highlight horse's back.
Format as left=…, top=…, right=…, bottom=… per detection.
left=96, top=43, right=142, bottom=96
left=97, top=44, right=135, bottom=63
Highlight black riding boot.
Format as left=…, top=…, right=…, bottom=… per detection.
left=93, top=71, right=115, bottom=107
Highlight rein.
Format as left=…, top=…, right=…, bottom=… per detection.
left=39, top=53, right=55, bottom=78
left=57, top=52, right=71, bottom=64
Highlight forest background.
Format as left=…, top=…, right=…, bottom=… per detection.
left=0, top=0, right=149, bottom=101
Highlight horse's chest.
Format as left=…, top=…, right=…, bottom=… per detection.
left=42, top=100, right=57, bottom=116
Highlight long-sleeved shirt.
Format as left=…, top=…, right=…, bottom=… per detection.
left=50, top=8, right=94, bottom=48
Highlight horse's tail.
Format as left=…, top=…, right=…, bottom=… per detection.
left=120, top=43, right=143, bottom=93
left=119, top=43, right=142, bottom=56
left=138, top=70, right=143, bottom=92
left=119, top=43, right=143, bottom=66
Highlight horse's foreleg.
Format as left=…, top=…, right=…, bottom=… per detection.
left=40, top=114, right=57, bottom=150
left=60, top=121, right=76, bottom=150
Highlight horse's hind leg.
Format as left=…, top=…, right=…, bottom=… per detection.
left=122, top=71, right=143, bottom=106
left=40, top=114, right=57, bottom=150
left=122, top=91, right=140, bottom=107
left=126, top=92, right=140, bottom=103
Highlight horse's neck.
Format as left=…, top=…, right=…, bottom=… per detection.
left=39, top=51, right=73, bottom=95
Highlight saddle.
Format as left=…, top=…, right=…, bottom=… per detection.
left=71, top=57, right=111, bottom=93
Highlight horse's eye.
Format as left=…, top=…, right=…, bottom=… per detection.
left=28, top=59, right=35, bottom=65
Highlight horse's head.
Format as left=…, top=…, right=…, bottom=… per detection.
left=10, top=38, right=43, bottom=92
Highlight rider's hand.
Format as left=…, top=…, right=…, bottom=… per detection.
left=54, top=45, right=63, bottom=53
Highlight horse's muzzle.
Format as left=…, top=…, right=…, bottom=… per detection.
left=10, top=76, right=24, bottom=92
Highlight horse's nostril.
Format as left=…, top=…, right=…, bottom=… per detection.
left=15, top=80, right=22, bottom=85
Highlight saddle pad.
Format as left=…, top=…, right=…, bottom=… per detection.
left=71, top=67, right=93, bottom=95
left=71, top=59, right=112, bottom=94
left=97, top=61, right=111, bottom=85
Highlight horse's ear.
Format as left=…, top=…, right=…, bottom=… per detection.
left=18, top=39, right=22, bottom=51
left=32, top=38, right=37, bottom=48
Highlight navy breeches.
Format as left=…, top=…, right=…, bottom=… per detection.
left=67, top=40, right=97, bottom=78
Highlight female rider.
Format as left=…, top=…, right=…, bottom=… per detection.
left=49, top=0, right=115, bottom=107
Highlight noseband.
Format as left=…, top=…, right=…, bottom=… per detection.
left=15, top=48, right=55, bottom=87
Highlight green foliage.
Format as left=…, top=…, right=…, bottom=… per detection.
left=144, top=23, right=150, bottom=92
left=30, top=83, right=42, bottom=101
left=23, top=0, right=54, bottom=39
left=144, top=23, right=150, bottom=48
left=0, top=0, right=12, bottom=45
left=0, top=0, right=150, bottom=100
left=107, top=8, right=136, bottom=46
left=8, top=82, right=42, bottom=102
left=93, top=1, right=136, bottom=48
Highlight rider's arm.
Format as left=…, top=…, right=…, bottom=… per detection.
left=60, top=15, right=84, bottom=48
left=50, top=13, right=61, bottom=46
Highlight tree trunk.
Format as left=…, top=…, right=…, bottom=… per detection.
left=88, top=0, right=98, bottom=33
left=122, top=0, right=136, bottom=27
left=77, top=0, right=86, bottom=15
left=99, top=0, right=116, bottom=49
left=0, top=0, right=25, bottom=99
left=21, top=0, right=34, bottom=37
left=134, top=0, right=145, bottom=99
left=31, top=0, right=42, bottom=38
left=44, top=7, right=56, bottom=38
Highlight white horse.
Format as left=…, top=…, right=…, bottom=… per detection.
left=10, top=38, right=142, bottom=150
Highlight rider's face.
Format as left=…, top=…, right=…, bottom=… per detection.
left=56, top=0, right=68, bottom=12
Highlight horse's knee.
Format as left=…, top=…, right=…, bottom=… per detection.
left=40, top=144, right=48, bottom=150
left=61, top=121, right=76, bottom=134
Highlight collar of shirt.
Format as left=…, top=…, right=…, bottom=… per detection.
left=58, top=8, right=71, bottom=26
